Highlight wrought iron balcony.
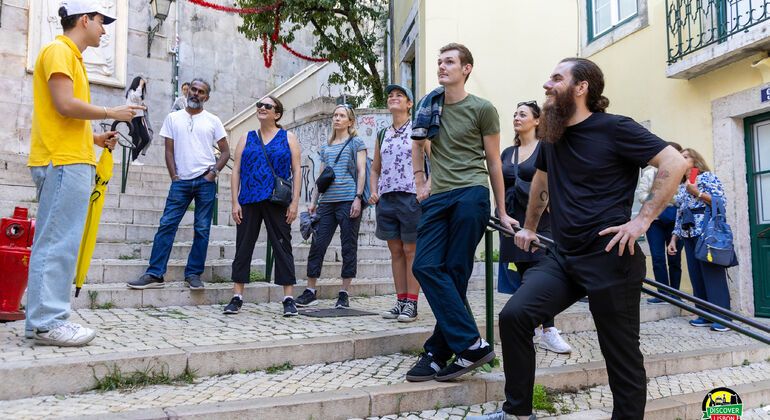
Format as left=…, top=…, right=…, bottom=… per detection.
left=666, top=0, right=770, bottom=64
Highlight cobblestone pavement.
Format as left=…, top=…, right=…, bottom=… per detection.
left=0, top=289, right=760, bottom=365
left=361, top=362, right=770, bottom=419
left=0, top=317, right=763, bottom=419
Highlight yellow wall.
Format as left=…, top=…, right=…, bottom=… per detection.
left=588, top=0, right=764, bottom=164
left=391, top=0, right=577, bottom=144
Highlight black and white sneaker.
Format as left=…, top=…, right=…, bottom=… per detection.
left=381, top=299, right=405, bottom=319
left=405, top=352, right=446, bottom=382
left=335, top=291, right=350, bottom=309
left=295, top=289, right=318, bottom=307
left=283, top=297, right=298, bottom=317
left=223, top=296, right=243, bottom=314
left=397, top=300, right=418, bottom=323
left=127, top=273, right=164, bottom=289
left=435, top=342, right=495, bottom=382
left=184, top=274, right=205, bottom=289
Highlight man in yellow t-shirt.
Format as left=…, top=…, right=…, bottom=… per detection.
left=26, top=0, right=141, bottom=347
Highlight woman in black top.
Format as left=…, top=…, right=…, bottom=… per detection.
left=499, top=101, right=571, bottom=354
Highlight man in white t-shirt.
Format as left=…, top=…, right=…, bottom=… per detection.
left=128, top=79, right=230, bottom=290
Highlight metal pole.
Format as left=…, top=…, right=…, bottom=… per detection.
left=212, top=177, right=218, bottom=225
left=121, top=146, right=128, bottom=194
left=484, top=229, right=495, bottom=346
left=265, top=238, right=273, bottom=282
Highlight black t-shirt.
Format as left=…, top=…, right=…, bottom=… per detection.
left=535, top=112, right=667, bottom=254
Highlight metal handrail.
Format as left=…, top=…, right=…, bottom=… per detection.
left=486, top=216, right=770, bottom=345
left=99, top=122, right=133, bottom=194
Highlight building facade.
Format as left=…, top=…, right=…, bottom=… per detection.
left=391, top=0, right=769, bottom=316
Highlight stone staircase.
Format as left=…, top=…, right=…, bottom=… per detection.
left=1, top=154, right=769, bottom=419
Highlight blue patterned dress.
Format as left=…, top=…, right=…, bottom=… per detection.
left=238, top=129, right=292, bottom=205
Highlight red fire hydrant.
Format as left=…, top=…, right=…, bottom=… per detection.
left=0, top=207, right=35, bottom=322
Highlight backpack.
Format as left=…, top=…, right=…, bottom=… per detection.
left=694, top=196, right=738, bottom=267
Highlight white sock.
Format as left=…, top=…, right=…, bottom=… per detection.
left=468, top=338, right=489, bottom=350
left=283, top=296, right=293, bottom=302
left=307, top=288, right=316, bottom=294
left=339, top=289, right=348, bottom=295
left=234, top=294, right=243, bottom=299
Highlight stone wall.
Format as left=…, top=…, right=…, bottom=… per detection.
left=0, top=0, right=317, bottom=164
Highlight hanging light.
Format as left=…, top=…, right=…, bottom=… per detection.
left=147, top=0, right=175, bottom=57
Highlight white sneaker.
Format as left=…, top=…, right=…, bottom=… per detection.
left=533, top=325, right=543, bottom=344
left=539, top=328, right=571, bottom=354
left=131, top=160, right=144, bottom=166
left=33, top=322, right=96, bottom=347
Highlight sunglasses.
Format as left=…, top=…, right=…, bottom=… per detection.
left=256, top=102, right=275, bottom=110
left=517, top=100, right=538, bottom=108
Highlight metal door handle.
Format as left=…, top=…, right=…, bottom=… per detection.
left=758, top=226, right=770, bottom=238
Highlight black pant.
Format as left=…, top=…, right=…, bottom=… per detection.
left=515, top=261, right=554, bottom=329
left=306, top=201, right=361, bottom=279
left=499, top=239, right=647, bottom=419
left=231, top=201, right=296, bottom=286
left=130, top=116, right=151, bottom=161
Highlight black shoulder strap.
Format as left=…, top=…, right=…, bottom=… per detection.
left=333, top=137, right=354, bottom=164
left=377, top=128, right=386, bottom=150
left=257, top=130, right=279, bottom=179
left=513, top=146, right=520, bottom=180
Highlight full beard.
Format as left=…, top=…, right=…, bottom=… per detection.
left=187, top=98, right=203, bottom=110
left=540, top=86, right=576, bottom=143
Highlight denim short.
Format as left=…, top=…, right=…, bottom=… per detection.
left=375, top=191, right=421, bottom=242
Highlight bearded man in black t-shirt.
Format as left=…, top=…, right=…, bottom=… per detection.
left=476, top=58, right=688, bottom=420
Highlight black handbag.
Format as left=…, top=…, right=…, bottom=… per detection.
left=257, top=130, right=293, bottom=207
left=315, top=137, right=353, bottom=193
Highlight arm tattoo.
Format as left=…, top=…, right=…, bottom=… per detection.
left=540, top=190, right=549, bottom=202
left=644, top=169, right=670, bottom=203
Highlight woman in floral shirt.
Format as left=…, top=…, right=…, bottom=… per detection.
left=369, top=84, right=421, bottom=322
left=667, top=148, right=731, bottom=332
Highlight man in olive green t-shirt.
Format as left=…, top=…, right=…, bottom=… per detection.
left=407, top=43, right=517, bottom=383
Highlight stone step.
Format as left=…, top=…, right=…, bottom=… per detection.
left=71, top=277, right=489, bottom=310
left=83, top=259, right=486, bottom=284
left=94, top=221, right=382, bottom=245
left=367, top=361, right=770, bottom=419
left=94, top=241, right=388, bottom=262
left=0, top=314, right=766, bottom=418
left=0, top=291, right=686, bottom=399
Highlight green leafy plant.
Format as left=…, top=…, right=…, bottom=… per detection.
left=265, top=362, right=293, bottom=374
left=93, top=363, right=197, bottom=392
left=532, top=384, right=557, bottom=414
left=238, top=0, right=388, bottom=107
left=250, top=271, right=266, bottom=282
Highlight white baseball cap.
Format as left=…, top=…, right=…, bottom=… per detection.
left=60, top=0, right=116, bottom=25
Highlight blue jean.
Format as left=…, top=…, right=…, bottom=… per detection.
left=412, top=186, right=490, bottom=360
left=25, top=163, right=94, bottom=335
left=646, top=206, right=683, bottom=292
left=682, top=236, right=731, bottom=314
left=146, top=175, right=216, bottom=278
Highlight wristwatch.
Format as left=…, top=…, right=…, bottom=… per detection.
left=355, top=194, right=363, bottom=200
left=207, top=166, right=219, bottom=177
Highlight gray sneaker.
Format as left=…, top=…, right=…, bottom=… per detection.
left=127, top=273, right=164, bottom=289
left=184, top=274, right=205, bottom=289
left=33, top=322, right=96, bottom=347
left=283, top=297, right=299, bottom=317
left=335, top=291, right=350, bottom=309
left=467, top=412, right=535, bottom=420
left=397, top=300, right=417, bottom=322
left=381, top=299, right=405, bottom=319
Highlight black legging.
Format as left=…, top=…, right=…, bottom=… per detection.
left=130, top=116, right=151, bottom=161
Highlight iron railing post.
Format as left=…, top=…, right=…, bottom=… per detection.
left=265, top=238, right=274, bottom=282
left=484, top=229, right=495, bottom=346
left=213, top=177, right=219, bottom=225
left=121, top=146, right=128, bottom=194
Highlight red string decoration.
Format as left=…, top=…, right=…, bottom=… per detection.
left=186, top=0, right=329, bottom=65
left=187, top=0, right=281, bottom=14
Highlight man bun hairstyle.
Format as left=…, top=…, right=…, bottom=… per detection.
left=560, top=57, right=610, bottom=113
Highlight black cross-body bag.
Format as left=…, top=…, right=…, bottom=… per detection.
left=315, top=137, right=353, bottom=193
left=257, top=130, right=293, bottom=207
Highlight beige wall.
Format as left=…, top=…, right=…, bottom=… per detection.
left=418, top=0, right=578, bottom=144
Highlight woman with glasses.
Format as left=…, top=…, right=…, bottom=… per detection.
left=224, top=96, right=302, bottom=317
left=296, top=104, right=367, bottom=309
left=125, top=76, right=152, bottom=165
left=369, top=84, right=421, bottom=322
left=498, top=101, right=571, bottom=354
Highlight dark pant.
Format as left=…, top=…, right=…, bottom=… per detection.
left=146, top=175, right=216, bottom=278
left=646, top=206, right=683, bottom=292
left=307, top=201, right=361, bottom=278
left=682, top=236, right=731, bottom=315
left=130, top=116, right=151, bottom=161
left=232, top=201, right=296, bottom=286
left=412, top=186, right=490, bottom=360
left=499, top=240, right=647, bottom=419
left=515, top=261, right=555, bottom=329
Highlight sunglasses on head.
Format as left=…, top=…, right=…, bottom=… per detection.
left=256, top=102, right=275, bottom=110
left=517, top=100, right=538, bottom=108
